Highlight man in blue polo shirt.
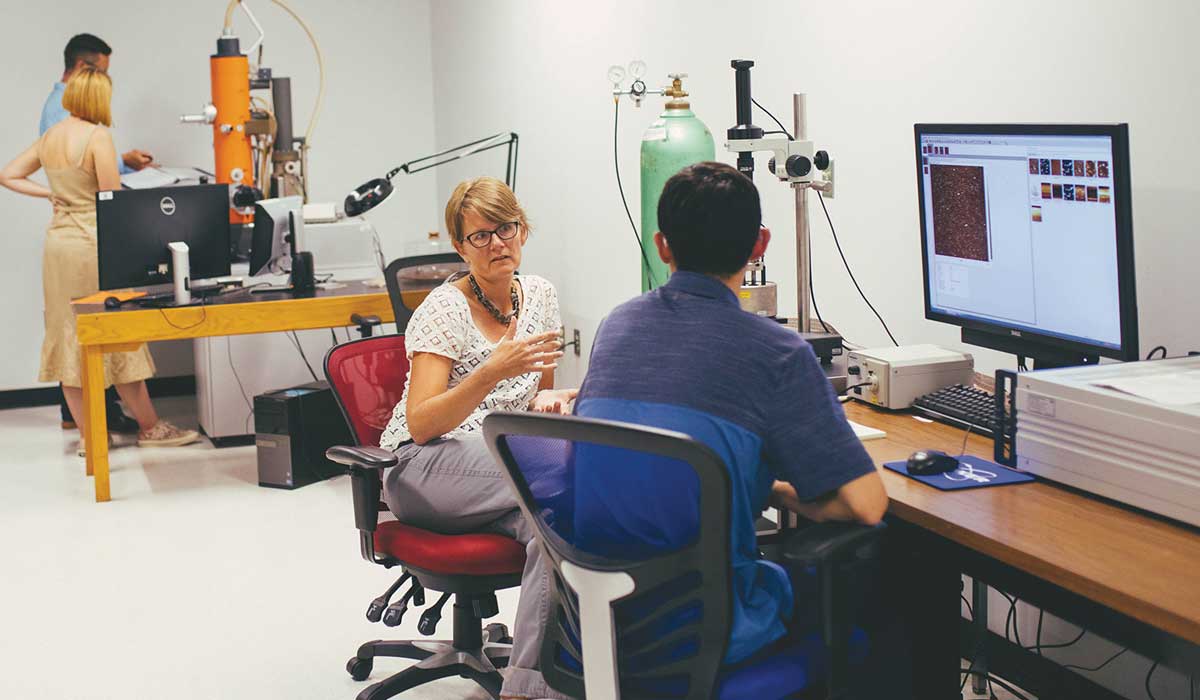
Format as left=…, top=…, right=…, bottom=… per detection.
left=499, top=162, right=887, bottom=699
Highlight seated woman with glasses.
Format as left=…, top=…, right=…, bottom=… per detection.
left=377, top=175, right=574, bottom=633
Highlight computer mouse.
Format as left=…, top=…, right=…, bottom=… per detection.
left=103, top=296, right=122, bottom=310
left=906, top=449, right=960, bottom=476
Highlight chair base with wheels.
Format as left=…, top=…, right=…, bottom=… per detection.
left=347, top=612, right=513, bottom=700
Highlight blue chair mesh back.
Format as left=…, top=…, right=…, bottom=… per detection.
left=502, top=432, right=730, bottom=700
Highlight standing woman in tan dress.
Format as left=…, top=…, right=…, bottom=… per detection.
left=0, top=67, right=198, bottom=453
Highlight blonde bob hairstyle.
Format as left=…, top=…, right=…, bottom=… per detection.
left=444, top=177, right=529, bottom=244
left=62, top=67, right=112, bottom=127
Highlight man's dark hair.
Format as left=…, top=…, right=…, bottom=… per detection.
left=657, top=162, right=762, bottom=277
left=64, top=34, right=111, bottom=73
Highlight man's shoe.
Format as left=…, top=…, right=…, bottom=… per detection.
left=108, top=411, right=141, bottom=435
left=137, top=421, right=201, bottom=448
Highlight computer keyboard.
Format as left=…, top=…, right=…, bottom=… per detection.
left=912, top=384, right=998, bottom=436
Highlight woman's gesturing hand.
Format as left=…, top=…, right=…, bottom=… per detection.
left=530, top=388, right=579, bottom=414
left=483, top=322, right=564, bottom=383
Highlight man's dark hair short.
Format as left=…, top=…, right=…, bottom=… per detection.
left=657, top=161, right=762, bottom=277
left=64, top=34, right=112, bottom=73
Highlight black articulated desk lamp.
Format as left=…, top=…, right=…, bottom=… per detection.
left=344, top=132, right=520, bottom=217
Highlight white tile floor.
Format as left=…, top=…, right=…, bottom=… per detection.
left=0, top=398, right=511, bottom=700
left=2, top=397, right=1037, bottom=700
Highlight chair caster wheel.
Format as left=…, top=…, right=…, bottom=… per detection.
left=346, top=656, right=373, bottom=681
left=484, top=623, right=511, bottom=644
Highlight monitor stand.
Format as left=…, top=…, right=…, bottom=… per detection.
left=251, top=253, right=316, bottom=296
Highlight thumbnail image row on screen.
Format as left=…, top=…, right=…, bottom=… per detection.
left=1038, top=182, right=1110, bottom=203
left=1030, top=157, right=1109, bottom=178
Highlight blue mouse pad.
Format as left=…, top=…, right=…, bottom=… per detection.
left=883, top=454, right=1034, bottom=491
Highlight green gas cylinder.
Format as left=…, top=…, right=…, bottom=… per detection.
left=639, top=75, right=715, bottom=291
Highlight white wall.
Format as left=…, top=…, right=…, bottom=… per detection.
left=428, top=1, right=1198, bottom=697
left=0, top=0, right=440, bottom=390
left=429, top=0, right=1200, bottom=389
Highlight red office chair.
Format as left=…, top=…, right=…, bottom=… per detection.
left=324, top=335, right=526, bottom=700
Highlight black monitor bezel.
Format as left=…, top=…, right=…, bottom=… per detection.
left=96, top=183, right=232, bottom=290
left=913, top=123, right=1138, bottom=363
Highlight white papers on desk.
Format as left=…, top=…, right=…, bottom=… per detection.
left=120, top=167, right=178, bottom=189
left=120, top=166, right=213, bottom=189
left=1094, top=369, right=1200, bottom=406
left=848, top=419, right=886, bottom=441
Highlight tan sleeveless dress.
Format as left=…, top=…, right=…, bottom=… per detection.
left=37, top=122, right=155, bottom=388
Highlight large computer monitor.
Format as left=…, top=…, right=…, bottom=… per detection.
left=96, top=184, right=232, bottom=290
left=914, top=124, right=1138, bottom=368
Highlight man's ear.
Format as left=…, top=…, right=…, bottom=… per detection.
left=749, top=226, right=771, bottom=260
left=654, top=231, right=673, bottom=265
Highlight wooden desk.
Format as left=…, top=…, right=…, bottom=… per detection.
left=73, top=282, right=393, bottom=503
left=843, top=402, right=1200, bottom=696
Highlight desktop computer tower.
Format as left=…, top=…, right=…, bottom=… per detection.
left=254, top=381, right=353, bottom=489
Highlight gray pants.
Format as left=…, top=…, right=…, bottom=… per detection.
left=385, top=432, right=571, bottom=700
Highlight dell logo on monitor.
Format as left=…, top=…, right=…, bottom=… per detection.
left=160, top=197, right=176, bottom=216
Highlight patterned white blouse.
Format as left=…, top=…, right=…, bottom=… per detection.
left=378, top=274, right=561, bottom=450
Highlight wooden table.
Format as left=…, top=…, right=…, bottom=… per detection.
left=73, top=282, right=393, bottom=502
left=843, top=402, right=1200, bottom=697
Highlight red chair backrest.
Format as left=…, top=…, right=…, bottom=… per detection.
left=324, top=335, right=410, bottom=447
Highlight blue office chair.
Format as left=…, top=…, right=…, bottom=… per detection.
left=482, top=412, right=884, bottom=700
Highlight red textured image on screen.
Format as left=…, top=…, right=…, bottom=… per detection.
left=1086, top=161, right=1097, bottom=177
left=1074, top=160, right=1085, bottom=176
left=930, top=164, right=991, bottom=262
left=1098, top=161, right=1110, bottom=178
left=1041, top=183, right=1052, bottom=199
left=1052, top=184, right=1063, bottom=199
left=1088, top=186, right=1099, bottom=202
left=1029, top=158, right=1038, bottom=174
left=1051, top=160, right=1062, bottom=175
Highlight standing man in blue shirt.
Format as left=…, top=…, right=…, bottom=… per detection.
left=42, top=33, right=151, bottom=433
left=41, top=34, right=153, bottom=172
left=499, top=161, right=888, bottom=699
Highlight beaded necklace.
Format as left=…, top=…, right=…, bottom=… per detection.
left=467, top=274, right=520, bottom=326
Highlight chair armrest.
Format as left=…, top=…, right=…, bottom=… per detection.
left=326, top=445, right=398, bottom=470
left=326, top=445, right=397, bottom=545
left=781, top=521, right=887, bottom=699
left=780, top=520, right=885, bottom=568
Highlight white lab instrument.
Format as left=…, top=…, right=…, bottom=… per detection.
left=1009, top=356, right=1200, bottom=527
left=846, top=345, right=975, bottom=410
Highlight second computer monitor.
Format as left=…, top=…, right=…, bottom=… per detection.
left=249, top=196, right=304, bottom=276
left=914, top=124, right=1138, bottom=367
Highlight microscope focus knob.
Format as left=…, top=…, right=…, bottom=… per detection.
left=767, top=157, right=778, bottom=175
left=814, top=150, right=831, bottom=171
left=785, top=155, right=812, bottom=178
